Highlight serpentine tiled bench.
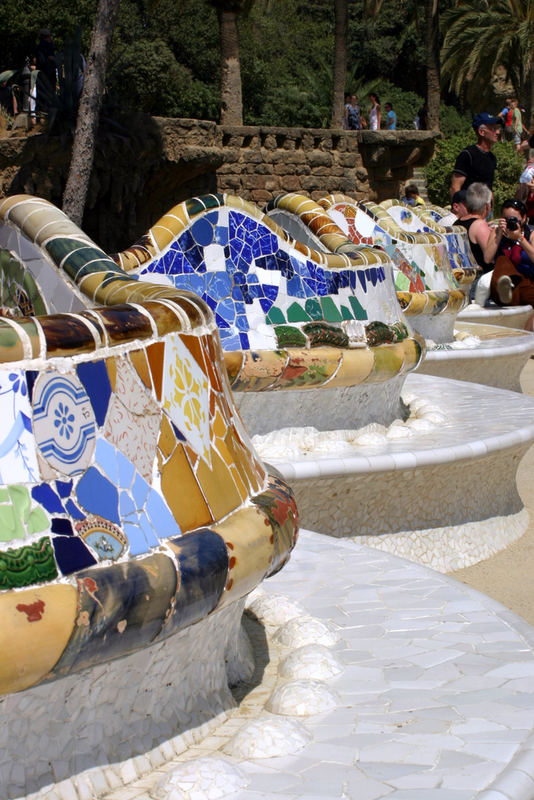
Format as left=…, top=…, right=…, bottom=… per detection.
left=105, top=193, right=424, bottom=433
left=314, top=193, right=471, bottom=343
left=420, top=202, right=534, bottom=330
left=316, top=195, right=534, bottom=390
left=0, top=196, right=424, bottom=435
left=0, top=195, right=298, bottom=799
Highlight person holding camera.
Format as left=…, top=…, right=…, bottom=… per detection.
left=489, top=198, right=534, bottom=306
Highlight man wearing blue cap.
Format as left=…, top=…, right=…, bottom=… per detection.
left=450, top=112, right=501, bottom=197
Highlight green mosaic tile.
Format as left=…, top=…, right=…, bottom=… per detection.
left=0, top=536, right=58, bottom=589
left=186, top=195, right=224, bottom=216
left=304, top=298, right=323, bottom=321
left=303, top=322, right=348, bottom=348
left=341, top=304, right=353, bottom=320
left=348, top=296, right=368, bottom=321
left=319, top=297, right=342, bottom=323
left=266, top=306, right=286, bottom=325
left=287, top=303, right=311, bottom=323
left=274, top=325, right=307, bottom=348
left=395, top=273, right=411, bottom=291
left=0, top=485, right=49, bottom=542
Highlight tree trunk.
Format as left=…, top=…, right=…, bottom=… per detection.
left=218, top=7, right=243, bottom=126
left=528, top=61, right=534, bottom=131
left=331, top=0, right=348, bottom=128
left=425, top=0, right=440, bottom=131
left=62, top=0, right=120, bottom=226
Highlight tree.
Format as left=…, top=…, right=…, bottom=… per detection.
left=441, top=0, right=534, bottom=124
left=331, top=0, right=348, bottom=127
left=363, top=0, right=441, bottom=129
left=208, top=0, right=255, bottom=125
left=424, top=0, right=440, bottom=129
left=62, top=0, right=120, bottom=225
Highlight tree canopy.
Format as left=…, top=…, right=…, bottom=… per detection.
left=0, top=0, right=475, bottom=128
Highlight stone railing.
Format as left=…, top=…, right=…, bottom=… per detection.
left=0, top=117, right=440, bottom=252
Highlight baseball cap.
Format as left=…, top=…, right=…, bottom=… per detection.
left=472, top=112, right=501, bottom=132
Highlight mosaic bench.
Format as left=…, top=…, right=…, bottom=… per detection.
left=0, top=195, right=424, bottom=436
left=266, top=191, right=473, bottom=346
left=108, top=193, right=425, bottom=433
left=0, top=195, right=298, bottom=798
left=314, top=195, right=534, bottom=390
left=420, top=202, right=533, bottom=330
left=321, top=194, right=473, bottom=343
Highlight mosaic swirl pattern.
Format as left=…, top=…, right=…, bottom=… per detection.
left=314, top=194, right=472, bottom=343
left=0, top=194, right=424, bottom=394
left=378, top=197, right=479, bottom=287
left=109, top=193, right=423, bottom=389
left=0, top=195, right=299, bottom=696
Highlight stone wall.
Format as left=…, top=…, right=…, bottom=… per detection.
left=0, top=116, right=439, bottom=252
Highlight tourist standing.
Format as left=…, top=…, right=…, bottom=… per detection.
left=345, top=94, right=361, bottom=130
left=511, top=99, right=526, bottom=152
left=450, top=112, right=500, bottom=196
left=385, top=102, right=396, bottom=130
left=368, top=93, right=381, bottom=130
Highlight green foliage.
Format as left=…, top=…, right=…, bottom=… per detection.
left=424, top=132, right=524, bottom=213
left=107, top=39, right=219, bottom=119
left=439, top=105, right=472, bottom=138
left=492, top=140, right=527, bottom=213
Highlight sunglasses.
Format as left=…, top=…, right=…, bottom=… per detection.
left=503, top=199, right=527, bottom=214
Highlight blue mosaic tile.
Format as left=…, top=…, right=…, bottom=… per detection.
left=191, top=217, right=215, bottom=247
left=215, top=225, right=228, bottom=246
left=77, top=467, right=120, bottom=525
left=77, top=360, right=111, bottom=427
left=66, top=498, right=85, bottom=519
left=32, top=483, right=65, bottom=514
left=51, top=517, right=74, bottom=535
left=145, top=490, right=180, bottom=538
left=165, top=529, right=228, bottom=632
left=52, top=534, right=97, bottom=575
left=55, top=479, right=73, bottom=498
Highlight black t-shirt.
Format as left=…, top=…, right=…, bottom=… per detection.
left=453, top=144, right=497, bottom=190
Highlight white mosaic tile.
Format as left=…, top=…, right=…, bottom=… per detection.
left=278, top=645, right=343, bottom=680
left=151, top=757, right=248, bottom=800
left=266, top=679, right=340, bottom=716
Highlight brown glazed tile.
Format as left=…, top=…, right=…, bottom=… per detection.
left=129, top=347, right=155, bottom=392
left=94, top=306, right=155, bottom=345
left=146, top=342, right=165, bottom=401
left=40, top=315, right=99, bottom=357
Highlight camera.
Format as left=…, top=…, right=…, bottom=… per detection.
left=506, top=217, right=520, bottom=231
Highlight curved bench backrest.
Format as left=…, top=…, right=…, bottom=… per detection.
left=379, top=199, right=479, bottom=278
left=0, top=194, right=298, bottom=695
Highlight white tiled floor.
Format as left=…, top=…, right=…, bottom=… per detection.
left=104, top=530, right=534, bottom=800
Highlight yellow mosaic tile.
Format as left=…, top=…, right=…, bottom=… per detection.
left=159, top=442, right=212, bottom=530
left=212, top=506, right=273, bottom=608
left=129, top=347, right=154, bottom=392
left=319, top=347, right=374, bottom=389
left=0, top=584, right=77, bottom=695
left=195, top=448, right=245, bottom=520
